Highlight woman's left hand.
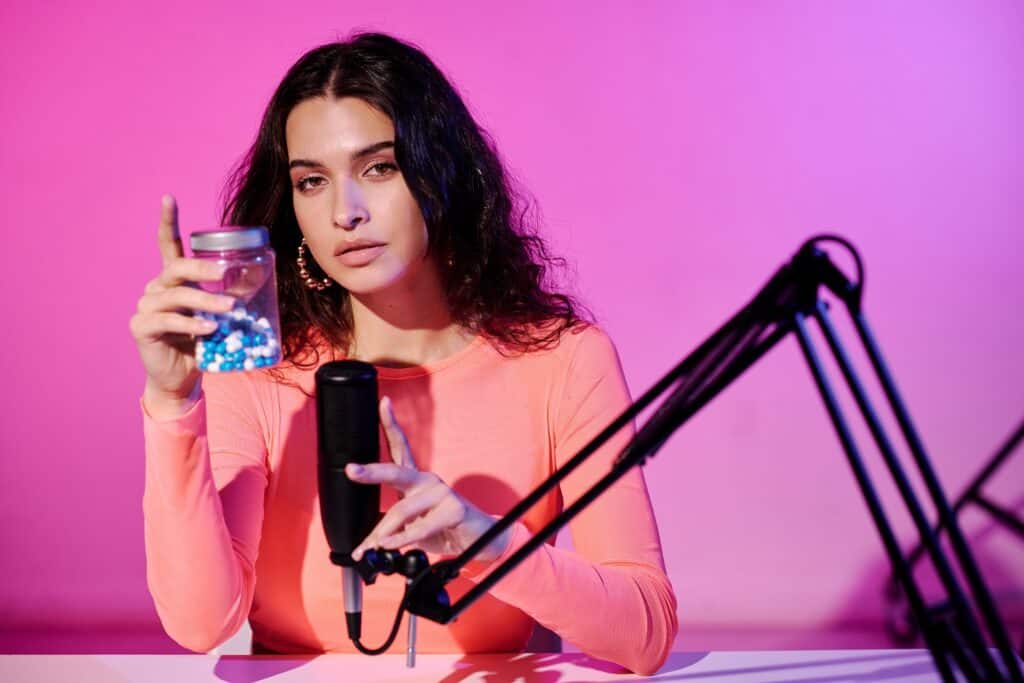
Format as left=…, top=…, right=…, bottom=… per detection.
left=347, top=396, right=512, bottom=564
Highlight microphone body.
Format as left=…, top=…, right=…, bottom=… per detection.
left=315, top=360, right=381, bottom=640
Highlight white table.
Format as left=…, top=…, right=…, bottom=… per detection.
left=0, top=649, right=959, bottom=681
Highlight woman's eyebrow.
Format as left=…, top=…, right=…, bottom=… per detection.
left=288, top=141, right=395, bottom=170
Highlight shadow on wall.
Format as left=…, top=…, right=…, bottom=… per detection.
left=819, top=493, right=1024, bottom=651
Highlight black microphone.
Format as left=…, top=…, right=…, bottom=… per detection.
left=315, top=360, right=381, bottom=642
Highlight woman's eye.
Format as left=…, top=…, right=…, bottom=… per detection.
left=365, top=162, right=397, bottom=177
left=296, top=176, right=325, bottom=191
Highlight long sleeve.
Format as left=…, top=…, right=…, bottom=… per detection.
left=141, top=373, right=269, bottom=652
left=463, top=327, right=678, bottom=675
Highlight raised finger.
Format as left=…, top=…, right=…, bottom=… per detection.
left=345, top=462, right=424, bottom=492
left=380, top=396, right=416, bottom=469
left=157, top=195, right=184, bottom=265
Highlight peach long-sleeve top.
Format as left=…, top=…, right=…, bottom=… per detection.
left=142, top=324, right=678, bottom=675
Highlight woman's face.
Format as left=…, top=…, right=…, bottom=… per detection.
left=285, top=96, right=432, bottom=296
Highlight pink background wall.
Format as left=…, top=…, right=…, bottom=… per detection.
left=2, top=0, right=1021, bottom=653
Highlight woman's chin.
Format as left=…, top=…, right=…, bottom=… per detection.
left=332, top=269, right=405, bottom=298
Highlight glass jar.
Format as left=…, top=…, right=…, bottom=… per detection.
left=190, top=227, right=282, bottom=373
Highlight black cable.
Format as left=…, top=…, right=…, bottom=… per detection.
left=351, top=587, right=408, bottom=655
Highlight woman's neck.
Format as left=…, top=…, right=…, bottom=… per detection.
left=346, top=266, right=474, bottom=368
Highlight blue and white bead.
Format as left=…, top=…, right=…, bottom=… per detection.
left=194, top=306, right=280, bottom=373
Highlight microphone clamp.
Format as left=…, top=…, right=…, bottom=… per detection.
left=354, top=548, right=429, bottom=585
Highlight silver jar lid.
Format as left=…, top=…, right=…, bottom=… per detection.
left=190, top=226, right=269, bottom=252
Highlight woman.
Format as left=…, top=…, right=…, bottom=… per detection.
left=131, top=32, right=677, bottom=675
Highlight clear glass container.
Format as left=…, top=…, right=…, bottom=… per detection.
left=189, top=227, right=282, bottom=373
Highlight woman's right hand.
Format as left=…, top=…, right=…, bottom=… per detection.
left=130, top=195, right=236, bottom=418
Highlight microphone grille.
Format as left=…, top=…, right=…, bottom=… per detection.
left=315, top=360, right=379, bottom=466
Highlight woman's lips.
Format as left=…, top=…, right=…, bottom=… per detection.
left=336, top=244, right=386, bottom=267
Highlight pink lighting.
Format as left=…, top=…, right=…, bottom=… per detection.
left=1, top=0, right=1020, bottom=654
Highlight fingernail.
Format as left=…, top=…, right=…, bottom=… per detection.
left=352, top=548, right=362, bottom=561
left=162, top=194, right=173, bottom=208
left=347, top=464, right=363, bottom=477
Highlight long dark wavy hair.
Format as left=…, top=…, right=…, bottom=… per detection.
left=221, top=32, right=588, bottom=372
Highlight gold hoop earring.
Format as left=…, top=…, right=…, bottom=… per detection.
left=297, top=238, right=332, bottom=291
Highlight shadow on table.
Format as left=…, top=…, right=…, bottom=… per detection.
left=212, top=654, right=312, bottom=682
left=435, top=651, right=710, bottom=682
left=207, top=650, right=710, bottom=682
left=653, top=650, right=936, bottom=682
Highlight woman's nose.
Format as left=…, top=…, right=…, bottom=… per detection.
left=333, top=179, right=370, bottom=230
